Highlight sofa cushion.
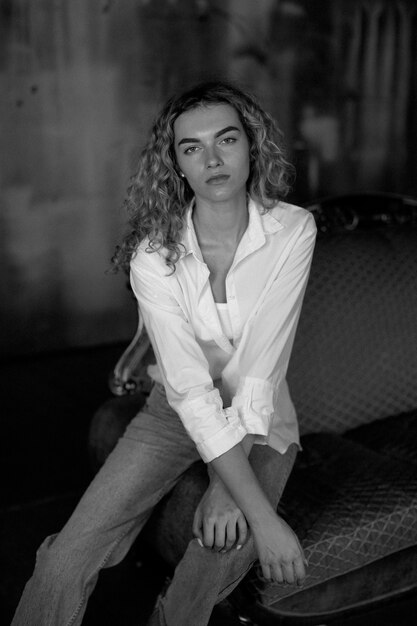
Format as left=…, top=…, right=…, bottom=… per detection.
left=248, top=432, right=417, bottom=608
left=234, top=546, right=417, bottom=619
left=345, top=408, right=417, bottom=467
left=287, top=228, right=417, bottom=435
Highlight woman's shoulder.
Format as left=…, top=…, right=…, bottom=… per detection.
left=130, top=239, right=170, bottom=276
left=270, top=200, right=315, bottom=226
left=261, top=200, right=316, bottom=237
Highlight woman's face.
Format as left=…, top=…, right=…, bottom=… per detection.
left=173, top=103, right=250, bottom=205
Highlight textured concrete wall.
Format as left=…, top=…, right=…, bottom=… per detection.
left=0, top=0, right=230, bottom=354
left=1, top=0, right=416, bottom=355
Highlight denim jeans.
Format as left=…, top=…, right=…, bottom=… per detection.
left=12, top=383, right=297, bottom=626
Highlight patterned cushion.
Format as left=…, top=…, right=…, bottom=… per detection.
left=287, top=228, right=417, bottom=435
left=248, top=432, right=417, bottom=607
left=346, top=408, right=417, bottom=467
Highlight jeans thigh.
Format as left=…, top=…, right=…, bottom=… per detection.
left=52, top=383, right=200, bottom=550
left=248, top=443, right=298, bottom=509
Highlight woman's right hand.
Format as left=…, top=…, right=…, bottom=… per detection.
left=252, top=512, right=307, bottom=585
left=193, top=478, right=248, bottom=552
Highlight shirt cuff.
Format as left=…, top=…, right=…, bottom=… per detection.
left=197, top=408, right=248, bottom=462
left=231, top=376, right=274, bottom=437
left=178, top=390, right=248, bottom=463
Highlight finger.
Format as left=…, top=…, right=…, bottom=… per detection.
left=293, top=538, right=308, bottom=579
left=293, top=555, right=307, bottom=585
left=261, top=563, right=272, bottom=581
left=192, top=508, right=203, bottom=541
left=214, top=523, right=226, bottom=552
left=281, top=561, right=295, bottom=585
left=294, top=535, right=307, bottom=565
left=224, top=520, right=237, bottom=551
left=192, top=510, right=204, bottom=548
left=236, top=515, right=248, bottom=549
left=203, top=518, right=215, bottom=549
left=270, top=562, right=284, bottom=584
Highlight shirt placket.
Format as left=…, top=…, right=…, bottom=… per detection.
left=225, top=272, right=241, bottom=341
left=225, top=226, right=266, bottom=342
left=193, top=260, right=234, bottom=354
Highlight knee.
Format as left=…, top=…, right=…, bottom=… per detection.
left=33, top=533, right=83, bottom=583
left=30, top=534, right=65, bottom=585
left=187, top=536, right=254, bottom=563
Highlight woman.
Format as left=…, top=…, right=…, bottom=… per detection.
left=12, top=81, right=316, bottom=626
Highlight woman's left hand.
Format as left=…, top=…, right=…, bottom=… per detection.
left=193, top=478, right=248, bottom=552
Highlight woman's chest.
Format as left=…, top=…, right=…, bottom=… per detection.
left=199, top=242, right=236, bottom=303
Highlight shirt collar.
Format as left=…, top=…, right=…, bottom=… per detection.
left=180, top=196, right=283, bottom=259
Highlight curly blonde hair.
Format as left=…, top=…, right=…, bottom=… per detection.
left=113, top=81, right=294, bottom=273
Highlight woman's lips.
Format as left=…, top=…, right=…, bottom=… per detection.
left=206, top=174, right=230, bottom=185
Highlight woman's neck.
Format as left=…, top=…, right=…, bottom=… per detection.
left=192, top=193, right=249, bottom=246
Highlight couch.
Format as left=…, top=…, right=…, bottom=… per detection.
left=89, top=192, right=417, bottom=624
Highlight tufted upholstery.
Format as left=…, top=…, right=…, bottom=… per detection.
left=346, top=407, right=417, bottom=467
left=287, top=228, right=417, bottom=435
left=250, top=433, right=417, bottom=605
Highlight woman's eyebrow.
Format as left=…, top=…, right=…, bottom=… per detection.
left=214, top=125, right=240, bottom=138
left=177, top=126, right=240, bottom=147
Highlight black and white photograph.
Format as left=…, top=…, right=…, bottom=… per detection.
left=1, top=1, right=417, bottom=624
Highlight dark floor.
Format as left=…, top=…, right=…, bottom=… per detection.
left=2, top=343, right=417, bottom=625
left=1, top=343, right=243, bottom=625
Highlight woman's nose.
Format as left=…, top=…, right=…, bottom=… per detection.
left=206, top=145, right=223, bottom=168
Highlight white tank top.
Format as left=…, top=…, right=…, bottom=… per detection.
left=215, top=302, right=233, bottom=340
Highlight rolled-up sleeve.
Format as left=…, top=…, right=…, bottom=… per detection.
left=130, top=247, right=247, bottom=462
left=224, top=213, right=317, bottom=437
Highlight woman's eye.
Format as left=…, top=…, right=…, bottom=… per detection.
left=220, top=137, right=236, bottom=145
left=184, top=146, right=199, bottom=155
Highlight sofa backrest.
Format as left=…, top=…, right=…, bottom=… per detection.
left=287, top=222, right=417, bottom=435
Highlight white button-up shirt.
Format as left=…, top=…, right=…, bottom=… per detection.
left=130, top=197, right=317, bottom=463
